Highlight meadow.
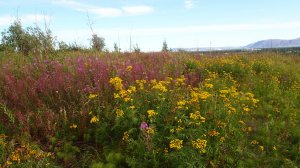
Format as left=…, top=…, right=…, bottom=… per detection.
left=0, top=51, right=299, bottom=167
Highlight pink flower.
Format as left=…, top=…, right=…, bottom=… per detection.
left=140, top=122, right=148, bottom=130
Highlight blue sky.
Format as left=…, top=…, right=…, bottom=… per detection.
left=1, top=0, right=300, bottom=51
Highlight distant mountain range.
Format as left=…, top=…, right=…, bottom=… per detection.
left=245, top=38, right=300, bottom=49
left=172, top=38, right=300, bottom=52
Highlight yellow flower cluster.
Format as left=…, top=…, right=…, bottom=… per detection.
left=136, top=79, right=146, bottom=90
left=122, top=131, right=129, bottom=141
left=192, top=139, right=207, bottom=153
left=176, top=126, right=184, bottom=132
left=190, top=89, right=211, bottom=102
left=126, top=65, right=133, bottom=72
left=116, top=109, right=124, bottom=118
left=189, top=111, right=206, bottom=123
left=146, top=127, right=155, bottom=135
left=250, top=140, right=259, bottom=145
left=204, top=83, right=214, bottom=89
left=4, top=145, right=53, bottom=166
left=109, top=77, right=123, bottom=91
left=147, top=109, right=158, bottom=118
left=243, top=107, right=250, bottom=112
left=220, top=137, right=225, bottom=142
left=90, top=116, right=99, bottom=123
left=70, top=123, right=77, bottom=129
left=219, top=89, right=230, bottom=94
left=110, top=77, right=136, bottom=103
left=88, top=93, right=98, bottom=99
left=259, top=145, right=264, bottom=151
left=151, top=80, right=168, bottom=92
left=169, top=139, right=183, bottom=150
left=175, top=75, right=185, bottom=86
left=177, top=100, right=187, bottom=109
left=208, top=130, right=220, bottom=137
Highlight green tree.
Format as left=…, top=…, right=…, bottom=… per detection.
left=1, top=20, right=27, bottom=54
left=58, top=41, right=70, bottom=51
left=91, top=34, right=105, bottom=51
left=1, top=19, right=55, bottom=56
left=162, top=40, right=169, bottom=52
left=113, top=42, right=120, bottom=52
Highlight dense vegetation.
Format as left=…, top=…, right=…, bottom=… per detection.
left=0, top=50, right=299, bottom=167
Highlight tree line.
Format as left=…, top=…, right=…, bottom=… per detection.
left=0, top=19, right=169, bottom=56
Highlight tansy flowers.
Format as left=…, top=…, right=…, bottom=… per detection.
left=90, top=116, right=99, bottom=124
left=192, top=139, right=207, bottom=153
left=147, top=109, right=158, bottom=118
left=169, top=139, right=183, bottom=150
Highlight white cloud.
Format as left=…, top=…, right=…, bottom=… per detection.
left=185, top=0, right=195, bottom=9
left=0, top=14, right=51, bottom=27
left=52, top=0, right=154, bottom=17
left=122, top=5, right=154, bottom=15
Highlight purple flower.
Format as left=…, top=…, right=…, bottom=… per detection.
left=140, top=122, right=148, bottom=130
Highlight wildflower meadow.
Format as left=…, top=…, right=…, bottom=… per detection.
left=0, top=51, right=299, bottom=167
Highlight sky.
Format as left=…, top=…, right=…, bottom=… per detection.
left=0, top=0, right=300, bottom=51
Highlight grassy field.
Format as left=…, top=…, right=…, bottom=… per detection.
left=0, top=51, right=299, bottom=167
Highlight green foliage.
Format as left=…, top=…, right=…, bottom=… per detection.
left=0, top=52, right=300, bottom=167
left=162, top=40, right=169, bottom=52
left=1, top=19, right=55, bottom=56
left=56, top=141, right=80, bottom=163
left=91, top=34, right=105, bottom=51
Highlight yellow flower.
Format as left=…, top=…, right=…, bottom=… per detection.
left=126, top=65, right=133, bottom=72
left=6, top=161, right=12, bottom=165
left=152, top=81, right=168, bottom=92
left=129, top=106, right=135, bottom=109
left=127, top=86, right=137, bottom=93
left=208, top=130, right=220, bottom=137
left=189, top=111, right=206, bottom=122
left=146, top=127, right=155, bottom=135
left=109, top=77, right=123, bottom=91
left=219, top=89, right=230, bottom=94
left=192, top=139, right=207, bottom=153
left=250, top=140, right=259, bottom=145
left=90, top=116, right=99, bottom=123
left=164, top=148, right=169, bottom=154
left=198, top=91, right=211, bottom=100
left=169, top=139, right=183, bottom=150
left=239, top=120, right=246, bottom=125
left=70, top=123, right=77, bottom=129
left=220, top=137, right=225, bottom=142
left=175, top=75, right=185, bottom=86
left=259, top=145, right=264, bottom=151
left=136, top=80, right=146, bottom=90
left=116, top=109, right=124, bottom=118
left=176, top=126, right=184, bottom=132
left=204, top=83, right=213, bottom=89
left=147, top=109, right=158, bottom=118
left=11, top=152, right=20, bottom=162
left=243, top=107, right=250, bottom=112
left=88, top=93, right=98, bottom=99
left=124, top=98, right=131, bottom=102
left=114, top=93, right=121, bottom=99
left=122, top=131, right=129, bottom=141
left=272, top=146, right=277, bottom=151
left=177, top=100, right=187, bottom=109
